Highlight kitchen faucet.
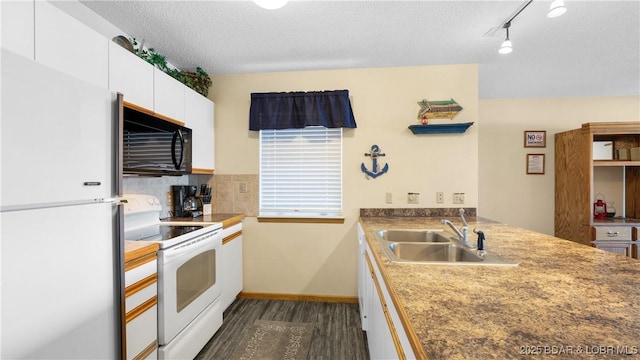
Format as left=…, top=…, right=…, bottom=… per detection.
left=441, top=208, right=472, bottom=248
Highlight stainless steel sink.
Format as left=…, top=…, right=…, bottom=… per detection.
left=376, top=229, right=451, bottom=243
left=387, top=243, right=484, bottom=262
left=372, top=229, right=518, bottom=266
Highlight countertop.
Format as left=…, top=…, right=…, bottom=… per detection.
left=359, top=216, right=640, bottom=359
left=592, top=217, right=640, bottom=226
left=124, top=241, right=159, bottom=263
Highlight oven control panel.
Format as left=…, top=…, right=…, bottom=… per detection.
left=122, top=194, right=162, bottom=214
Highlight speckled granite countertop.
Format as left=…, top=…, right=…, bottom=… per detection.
left=359, top=216, right=640, bottom=359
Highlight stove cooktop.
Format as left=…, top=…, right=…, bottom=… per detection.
left=125, top=224, right=205, bottom=242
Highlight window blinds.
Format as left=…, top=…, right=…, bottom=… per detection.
left=259, top=127, right=342, bottom=216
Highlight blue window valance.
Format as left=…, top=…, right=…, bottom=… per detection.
left=249, top=89, right=357, bottom=131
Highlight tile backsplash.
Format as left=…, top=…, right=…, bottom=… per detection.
left=123, top=174, right=212, bottom=218
left=212, top=174, right=258, bottom=216
left=123, top=173, right=257, bottom=218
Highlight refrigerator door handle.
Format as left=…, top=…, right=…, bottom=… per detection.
left=83, top=181, right=102, bottom=186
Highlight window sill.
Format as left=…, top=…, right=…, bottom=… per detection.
left=257, top=216, right=345, bottom=224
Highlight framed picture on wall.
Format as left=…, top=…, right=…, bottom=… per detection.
left=524, top=130, right=546, bottom=148
left=526, top=154, right=545, bottom=175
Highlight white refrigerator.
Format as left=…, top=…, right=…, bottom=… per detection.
left=1, top=49, right=124, bottom=359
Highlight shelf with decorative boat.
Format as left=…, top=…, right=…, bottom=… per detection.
left=410, top=98, right=471, bottom=134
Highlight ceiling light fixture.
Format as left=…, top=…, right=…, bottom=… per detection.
left=494, top=0, right=533, bottom=55
left=253, top=0, right=288, bottom=10
left=547, top=0, right=567, bottom=18
left=499, top=22, right=513, bottom=54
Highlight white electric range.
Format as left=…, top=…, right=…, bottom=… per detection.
left=123, top=194, right=224, bottom=360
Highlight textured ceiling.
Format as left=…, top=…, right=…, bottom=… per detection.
left=80, top=0, right=640, bottom=99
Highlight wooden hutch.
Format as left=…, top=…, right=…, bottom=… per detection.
left=555, top=122, right=640, bottom=257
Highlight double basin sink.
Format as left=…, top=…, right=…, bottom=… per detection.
left=374, top=229, right=517, bottom=266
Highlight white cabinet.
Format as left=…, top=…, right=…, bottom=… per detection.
left=592, top=225, right=633, bottom=257
left=34, top=0, right=108, bottom=88
left=154, top=68, right=185, bottom=122
left=367, top=261, right=397, bottom=360
left=358, top=224, right=415, bottom=360
left=109, top=41, right=155, bottom=110
left=357, top=223, right=370, bottom=331
left=185, top=87, right=215, bottom=173
left=221, top=223, right=243, bottom=311
left=1, top=0, right=34, bottom=59
left=125, top=247, right=159, bottom=360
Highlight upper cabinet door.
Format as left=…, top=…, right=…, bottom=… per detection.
left=153, top=68, right=185, bottom=122
left=108, top=42, right=154, bottom=111
left=34, top=1, right=108, bottom=88
left=184, top=87, right=214, bottom=172
left=1, top=0, right=35, bottom=59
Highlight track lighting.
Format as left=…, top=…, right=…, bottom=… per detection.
left=489, top=0, right=567, bottom=55
left=253, top=0, right=288, bottom=10
left=499, top=23, right=513, bottom=54
left=547, top=0, right=567, bottom=18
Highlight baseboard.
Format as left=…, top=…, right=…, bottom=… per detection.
left=238, top=292, right=358, bottom=304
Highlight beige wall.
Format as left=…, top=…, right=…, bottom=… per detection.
left=478, top=97, right=640, bottom=235
left=210, top=64, right=479, bottom=296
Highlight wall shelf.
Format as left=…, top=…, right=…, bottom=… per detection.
left=408, top=122, right=474, bottom=134
left=593, top=160, right=640, bottom=167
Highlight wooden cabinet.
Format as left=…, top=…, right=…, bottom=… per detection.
left=221, top=222, right=243, bottom=311
left=109, top=41, right=155, bottom=111
left=1, top=0, right=34, bottom=59
left=124, top=243, right=159, bottom=360
left=34, top=1, right=108, bottom=88
left=154, top=68, right=185, bottom=122
left=555, top=122, right=640, bottom=247
left=185, top=87, right=215, bottom=173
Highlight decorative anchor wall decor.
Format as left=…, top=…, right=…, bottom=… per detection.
left=361, top=145, right=389, bottom=179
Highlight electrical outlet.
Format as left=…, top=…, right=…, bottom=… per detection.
left=239, top=182, right=248, bottom=193
left=436, top=192, right=444, bottom=204
left=408, top=192, right=420, bottom=204
left=386, top=192, right=393, bottom=204
left=453, top=192, right=465, bottom=204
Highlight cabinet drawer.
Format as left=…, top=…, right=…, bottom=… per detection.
left=125, top=259, right=157, bottom=288
left=126, top=281, right=157, bottom=314
left=593, top=226, right=632, bottom=241
left=592, top=241, right=632, bottom=257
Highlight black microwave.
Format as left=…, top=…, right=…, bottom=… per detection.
left=122, top=106, right=192, bottom=176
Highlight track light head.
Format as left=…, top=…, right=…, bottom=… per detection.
left=253, top=0, right=288, bottom=10
left=499, top=23, right=513, bottom=55
left=548, top=0, right=567, bottom=18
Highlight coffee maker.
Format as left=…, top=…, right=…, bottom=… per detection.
left=183, top=185, right=203, bottom=218
left=171, top=185, right=203, bottom=218
left=171, top=185, right=187, bottom=217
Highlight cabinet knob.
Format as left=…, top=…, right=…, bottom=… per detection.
left=607, top=231, right=619, bottom=237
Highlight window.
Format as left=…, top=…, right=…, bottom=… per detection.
left=259, top=126, right=343, bottom=220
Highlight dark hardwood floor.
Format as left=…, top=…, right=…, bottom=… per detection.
left=195, top=298, right=370, bottom=360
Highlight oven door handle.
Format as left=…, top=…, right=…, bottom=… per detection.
left=163, top=233, right=221, bottom=261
